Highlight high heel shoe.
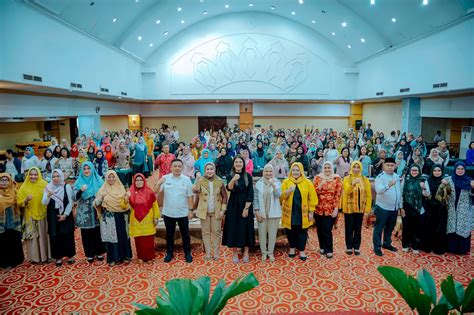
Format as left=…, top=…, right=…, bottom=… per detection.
left=243, top=255, right=249, bottom=263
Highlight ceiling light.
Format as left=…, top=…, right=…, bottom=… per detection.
left=270, top=5, right=275, bottom=9
left=112, top=18, right=117, bottom=23
left=118, top=96, right=122, bottom=99
left=156, top=19, right=161, bottom=24
left=137, top=35, right=142, bottom=41
left=291, top=11, right=296, bottom=15
left=200, top=0, right=204, bottom=2
left=149, top=43, right=154, bottom=47
left=181, top=20, right=185, bottom=24
left=391, top=17, right=397, bottom=22
left=299, top=0, right=304, bottom=4
left=370, top=0, right=375, bottom=4
left=347, top=44, right=351, bottom=48
left=177, top=7, right=182, bottom=12
left=203, top=10, right=208, bottom=14
left=163, top=31, right=168, bottom=36
left=331, top=32, right=336, bottom=35
left=69, top=89, right=73, bottom=92
left=312, top=20, right=316, bottom=24
left=423, top=0, right=428, bottom=5
left=225, top=4, right=229, bottom=8
left=361, top=38, right=366, bottom=43
left=135, top=0, right=139, bottom=2
left=341, top=22, right=347, bottom=27
left=249, top=3, right=254, bottom=7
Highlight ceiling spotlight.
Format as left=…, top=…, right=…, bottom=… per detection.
left=181, top=20, right=185, bottom=24
left=203, top=10, right=208, bottom=14
left=112, top=18, right=117, bottom=23
left=350, top=100, right=355, bottom=103
left=361, top=38, right=366, bottom=43
left=163, top=31, right=168, bottom=35
left=299, top=0, right=304, bottom=4
left=249, top=3, right=254, bottom=7
left=69, top=89, right=73, bottom=92
left=312, top=20, right=316, bottom=24
left=270, top=5, right=275, bottom=9
left=177, top=7, right=182, bottom=12
left=370, top=0, right=375, bottom=4
left=291, top=11, right=296, bottom=15
left=225, top=4, right=229, bottom=8
left=341, top=22, right=347, bottom=27
left=392, top=17, right=397, bottom=22
left=216, top=100, right=219, bottom=103
left=149, top=43, right=154, bottom=47
left=423, top=0, right=428, bottom=5
left=331, top=32, right=336, bottom=35
left=347, top=44, right=351, bottom=48
left=137, top=35, right=142, bottom=40
left=200, top=0, right=204, bottom=2
left=156, top=19, right=161, bottom=24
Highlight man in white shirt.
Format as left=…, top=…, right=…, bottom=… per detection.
left=373, top=157, right=403, bottom=256
left=157, top=159, right=194, bottom=263
left=172, top=126, right=180, bottom=141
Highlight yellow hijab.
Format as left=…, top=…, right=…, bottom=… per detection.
left=288, top=162, right=306, bottom=185
left=17, top=167, right=48, bottom=220
left=96, top=170, right=128, bottom=212
left=0, top=173, right=18, bottom=214
left=346, top=161, right=367, bottom=211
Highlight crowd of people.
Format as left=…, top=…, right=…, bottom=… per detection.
left=0, top=124, right=473, bottom=268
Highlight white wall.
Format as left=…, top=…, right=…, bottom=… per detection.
left=357, top=17, right=474, bottom=99
left=363, top=102, right=403, bottom=135
left=0, top=121, right=43, bottom=150
left=420, top=96, right=474, bottom=118
left=101, top=116, right=129, bottom=132
left=253, top=103, right=350, bottom=117
left=254, top=117, right=349, bottom=131
left=0, top=1, right=142, bottom=98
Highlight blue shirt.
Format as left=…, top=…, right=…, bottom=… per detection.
left=374, top=172, right=403, bottom=211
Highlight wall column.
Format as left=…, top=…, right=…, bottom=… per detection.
left=77, top=115, right=101, bottom=137
left=401, top=98, right=421, bottom=135
left=239, top=103, right=253, bottom=130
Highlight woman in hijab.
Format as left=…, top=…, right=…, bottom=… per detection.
left=295, top=146, right=310, bottom=176
left=42, top=169, right=75, bottom=266
left=74, top=162, right=105, bottom=263
left=222, top=156, right=255, bottom=263
left=240, top=149, right=254, bottom=175
left=21, top=146, right=41, bottom=174
left=423, top=148, right=444, bottom=175
left=342, top=161, right=372, bottom=255
left=194, top=149, right=214, bottom=177
left=269, top=150, right=289, bottom=179
left=400, top=164, right=430, bottom=254
left=191, top=140, right=204, bottom=161
left=445, top=162, right=474, bottom=255
left=86, top=144, right=97, bottom=162
left=266, top=142, right=277, bottom=162
left=225, top=142, right=236, bottom=158
left=422, top=164, right=448, bottom=254
left=103, top=144, right=116, bottom=169
left=281, top=162, right=318, bottom=261
left=40, top=148, right=58, bottom=182
left=94, top=150, right=109, bottom=178
left=94, top=170, right=132, bottom=266
left=131, top=137, right=148, bottom=176
left=56, top=147, right=74, bottom=179
left=253, top=142, right=267, bottom=174
left=254, top=164, right=282, bottom=262
left=394, top=151, right=407, bottom=177
left=215, top=147, right=233, bottom=179
left=0, top=173, right=24, bottom=268
left=53, top=145, right=62, bottom=159
left=179, top=146, right=196, bottom=179
left=115, top=140, right=131, bottom=169
left=193, top=163, right=228, bottom=260
left=128, top=173, right=160, bottom=262
left=17, top=167, right=51, bottom=263
left=313, top=161, right=342, bottom=258
left=310, top=148, right=324, bottom=177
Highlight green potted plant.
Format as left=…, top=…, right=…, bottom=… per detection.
left=133, top=272, right=259, bottom=315
left=378, top=266, right=474, bottom=314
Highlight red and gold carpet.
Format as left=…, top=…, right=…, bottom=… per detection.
left=1, top=220, right=473, bottom=314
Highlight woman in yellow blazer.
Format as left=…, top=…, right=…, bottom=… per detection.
left=280, top=162, right=318, bottom=261
left=127, top=173, right=160, bottom=262
left=342, top=161, right=372, bottom=255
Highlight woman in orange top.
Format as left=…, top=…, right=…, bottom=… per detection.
left=313, top=161, right=342, bottom=258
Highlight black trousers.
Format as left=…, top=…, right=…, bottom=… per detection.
left=50, top=232, right=76, bottom=260
left=81, top=227, right=105, bottom=258
left=163, top=215, right=191, bottom=255
left=344, top=213, right=364, bottom=250
left=402, top=214, right=422, bottom=250
left=372, top=207, right=397, bottom=250
left=286, top=225, right=308, bottom=251
left=314, top=214, right=335, bottom=254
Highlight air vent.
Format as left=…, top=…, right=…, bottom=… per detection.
left=33, top=76, right=42, bottom=82
left=376, top=91, right=384, bottom=96
left=100, top=87, right=109, bottom=93
left=121, top=91, right=127, bottom=96
left=70, top=82, right=83, bottom=89
left=433, top=82, right=448, bottom=88
left=400, top=88, right=410, bottom=93
left=12, top=117, right=24, bottom=120
left=23, top=74, right=43, bottom=82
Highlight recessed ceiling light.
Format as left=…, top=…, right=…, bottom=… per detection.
left=391, top=17, right=397, bottom=22
left=177, top=7, right=182, bottom=12
left=203, top=10, right=208, bottom=14
left=291, top=11, right=296, bottom=15
left=225, top=4, right=229, bottom=8
left=163, top=31, right=168, bottom=36
left=69, top=89, right=73, bottom=92
left=331, top=32, right=336, bottom=35
left=135, top=0, right=139, bottom=2
left=370, top=0, right=375, bottom=4
left=137, top=35, right=142, bottom=41
left=216, top=100, right=219, bottom=103
left=118, top=96, right=122, bottom=99
left=270, top=5, right=275, bottom=9
left=361, top=38, right=366, bottom=43
left=350, top=100, right=355, bottom=103
left=312, top=20, right=316, bottom=24
left=149, top=43, right=154, bottom=47
left=112, top=18, right=117, bottom=23
left=200, top=0, right=204, bottom=2
left=341, top=22, right=347, bottom=27
left=347, top=44, right=351, bottom=48
left=299, top=0, right=304, bottom=4
left=423, top=0, right=428, bottom=5
left=249, top=3, right=254, bottom=7
left=181, top=20, right=185, bottom=24
left=156, top=19, right=161, bottom=24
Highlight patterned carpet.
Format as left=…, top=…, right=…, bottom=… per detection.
left=1, top=218, right=473, bottom=315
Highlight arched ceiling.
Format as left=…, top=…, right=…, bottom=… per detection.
left=22, top=0, right=474, bottom=62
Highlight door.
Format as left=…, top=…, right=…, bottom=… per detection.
left=198, top=116, right=227, bottom=132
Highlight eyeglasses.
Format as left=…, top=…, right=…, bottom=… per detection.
left=0, top=178, right=10, bottom=183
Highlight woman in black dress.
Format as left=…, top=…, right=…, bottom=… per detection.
left=42, top=169, right=76, bottom=266
left=222, top=156, right=255, bottom=263
left=215, top=147, right=233, bottom=179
